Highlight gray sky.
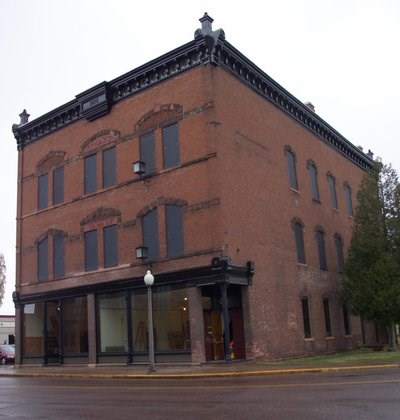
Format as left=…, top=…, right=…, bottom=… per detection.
left=1, top=0, right=399, bottom=314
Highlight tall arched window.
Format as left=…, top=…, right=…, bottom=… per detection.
left=344, top=183, right=353, bottom=216
left=307, top=160, right=320, bottom=202
left=327, top=172, right=338, bottom=209
left=315, top=227, right=327, bottom=270
left=292, top=218, right=306, bottom=264
left=285, top=146, right=298, bottom=190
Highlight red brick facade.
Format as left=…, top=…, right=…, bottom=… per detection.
left=12, top=15, right=385, bottom=365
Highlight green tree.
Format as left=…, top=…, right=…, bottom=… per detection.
left=0, top=253, right=5, bottom=307
left=342, top=162, right=400, bottom=351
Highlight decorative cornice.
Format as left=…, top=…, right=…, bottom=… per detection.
left=12, top=14, right=373, bottom=170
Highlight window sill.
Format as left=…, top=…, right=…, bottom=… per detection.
left=304, top=338, right=314, bottom=342
left=325, top=336, right=335, bottom=340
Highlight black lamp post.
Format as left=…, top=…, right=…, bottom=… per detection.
left=144, top=269, right=155, bottom=373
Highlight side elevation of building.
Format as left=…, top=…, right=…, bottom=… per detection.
left=11, top=14, right=385, bottom=366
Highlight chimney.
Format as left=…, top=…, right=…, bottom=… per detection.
left=304, top=102, right=315, bottom=112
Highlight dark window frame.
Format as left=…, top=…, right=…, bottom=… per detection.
left=53, top=233, right=65, bottom=279
left=285, top=146, right=299, bottom=190
left=315, top=228, right=327, bottom=270
left=103, top=224, right=118, bottom=268
left=293, top=220, right=306, bottom=264
left=344, top=183, right=353, bottom=216
left=166, top=205, right=184, bottom=257
left=84, top=154, right=97, bottom=195
left=334, top=234, right=345, bottom=273
left=323, top=298, right=332, bottom=337
left=343, top=304, right=351, bottom=335
left=140, top=131, right=156, bottom=176
left=84, top=230, right=98, bottom=271
left=38, top=173, right=49, bottom=210
left=142, top=208, right=160, bottom=261
left=327, top=173, right=338, bottom=209
left=307, top=160, right=320, bottom=202
left=102, top=147, right=116, bottom=189
left=38, top=236, right=49, bottom=281
left=162, top=123, right=180, bottom=169
left=301, top=297, right=312, bottom=338
left=53, top=166, right=64, bottom=205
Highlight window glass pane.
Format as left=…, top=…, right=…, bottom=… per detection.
left=344, top=185, right=353, bottom=216
left=301, top=297, right=312, bottom=338
left=294, top=222, right=306, bottom=264
left=38, top=173, right=48, bottom=209
left=22, top=302, right=44, bottom=356
left=286, top=150, right=298, bottom=190
left=166, top=205, right=184, bottom=257
left=84, top=230, right=98, bottom=271
left=140, top=132, right=156, bottom=175
left=62, top=297, right=88, bottom=354
left=153, top=286, right=190, bottom=351
left=53, top=166, right=64, bottom=205
left=97, top=292, right=128, bottom=352
left=143, top=209, right=159, bottom=260
left=343, top=304, right=351, bottom=335
left=84, top=154, right=97, bottom=194
left=53, top=233, right=65, bottom=278
left=131, top=291, right=148, bottom=352
left=104, top=225, right=118, bottom=267
left=316, top=230, right=327, bottom=270
left=46, top=301, right=60, bottom=359
left=328, top=175, right=338, bottom=209
left=323, top=298, right=332, bottom=336
left=335, top=235, right=345, bottom=273
left=162, top=123, right=180, bottom=168
left=38, top=237, right=48, bottom=281
left=308, top=164, right=320, bottom=201
left=102, top=147, right=116, bottom=189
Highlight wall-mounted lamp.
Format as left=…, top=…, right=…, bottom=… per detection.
left=132, top=161, right=146, bottom=176
left=135, top=246, right=148, bottom=259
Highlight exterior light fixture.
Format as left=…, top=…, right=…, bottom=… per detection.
left=144, top=269, right=155, bottom=373
left=132, top=161, right=146, bottom=175
left=135, top=246, right=148, bottom=260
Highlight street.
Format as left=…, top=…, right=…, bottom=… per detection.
left=0, top=368, right=399, bottom=419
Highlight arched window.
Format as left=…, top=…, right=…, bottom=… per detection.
left=334, top=233, right=345, bottom=273
left=344, top=183, right=353, bottom=216
left=301, top=296, right=312, bottom=338
left=307, top=160, right=320, bottom=202
left=292, top=218, right=306, bottom=264
left=327, top=172, right=338, bottom=209
left=315, top=227, right=327, bottom=270
left=284, top=146, right=298, bottom=190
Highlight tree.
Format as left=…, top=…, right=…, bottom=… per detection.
left=0, top=253, right=5, bottom=307
left=342, top=162, right=400, bottom=351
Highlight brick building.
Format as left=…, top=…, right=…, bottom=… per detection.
left=11, top=14, right=384, bottom=366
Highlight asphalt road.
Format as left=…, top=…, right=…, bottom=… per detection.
left=1, top=368, right=399, bottom=419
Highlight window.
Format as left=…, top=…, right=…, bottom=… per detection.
left=307, top=161, right=320, bottom=201
left=53, top=166, right=64, bottom=205
left=344, top=183, right=353, bottom=216
left=162, top=123, right=180, bottom=169
left=104, top=225, right=118, bottom=267
left=38, top=173, right=49, bottom=210
left=53, top=232, right=65, bottom=278
left=285, top=147, right=298, bottom=190
left=323, top=298, right=332, bottom=337
left=343, top=304, right=351, bottom=335
left=334, top=234, right=345, bottom=273
left=142, top=208, right=159, bottom=260
left=301, top=297, right=312, bottom=338
left=166, top=205, right=184, bottom=257
left=85, top=230, right=98, bottom=271
left=84, top=154, right=97, bottom=194
left=315, top=228, right=327, bottom=270
left=140, top=132, right=156, bottom=175
left=327, top=173, right=338, bottom=209
left=293, top=220, right=306, bottom=264
left=38, top=237, right=49, bottom=281
left=102, top=147, right=116, bottom=189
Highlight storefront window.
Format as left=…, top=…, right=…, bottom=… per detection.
left=97, top=292, right=128, bottom=352
left=63, top=297, right=88, bottom=354
left=22, top=302, right=44, bottom=356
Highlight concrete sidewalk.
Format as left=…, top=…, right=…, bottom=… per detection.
left=1, top=360, right=399, bottom=379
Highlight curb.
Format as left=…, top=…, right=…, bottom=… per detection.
left=0, top=363, right=398, bottom=380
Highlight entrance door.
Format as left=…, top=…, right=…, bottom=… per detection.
left=203, top=310, right=224, bottom=361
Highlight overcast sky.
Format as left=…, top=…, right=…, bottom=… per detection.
left=1, top=0, right=399, bottom=314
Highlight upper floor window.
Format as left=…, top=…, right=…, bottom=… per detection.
left=334, top=233, right=345, bottom=273
left=102, top=147, right=116, bottom=189
left=301, top=297, right=312, bottom=338
left=37, top=231, right=65, bottom=281
left=38, top=173, right=49, bottom=210
left=292, top=219, right=306, bottom=264
left=166, top=205, right=184, bottom=257
left=323, top=298, right=333, bottom=337
left=307, top=160, right=320, bottom=202
left=38, top=236, right=49, bottom=281
left=315, top=228, right=327, bottom=270
left=327, top=173, right=338, bottom=209
left=84, top=154, right=97, bottom=194
left=53, top=232, right=65, bottom=278
left=103, top=224, right=118, bottom=268
left=162, top=123, right=180, bottom=169
left=285, top=146, right=298, bottom=190
left=140, top=132, right=156, bottom=176
left=142, top=208, right=160, bottom=261
left=84, top=230, right=98, bottom=271
left=53, top=166, right=64, bottom=206
left=344, top=183, right=353, bottom=216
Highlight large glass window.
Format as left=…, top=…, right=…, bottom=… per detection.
left=62, top=297, right=88, bottom=354
left=307, top=161, right=320, bottom=202
left=53, top=166, right=64, bottom=205
left=102, top=147, right=116, bottom=189
left=104, top=225, right=118, bottom=267
left=166, top=205, right=184, bottom=257
left=22, top=302, right=44, bottom=356
left=38, top=173, right=48, bottom=210
left=38, top=237, right=48, bottom=281
left=143, top=208, right=159, bottom=260
left=293, top=220, right=306, bottom=264
left=53, top=233, right=65, bottom=278
left=301, top=297, right=312, bottom=338
left=316, top=229, right=327, bottom=270
left=327, top=173, right=338, bottom=209
left=162, top=123, right=180, bottom=169
left=285, top=147, right=298, bottom=190
left=84, top=154, right=97, bottom=194
left=84, top=230, right=98, bottom=271
left=98, top=292, right=128, bottom=352
left=140, top=132, right=156, bottom=175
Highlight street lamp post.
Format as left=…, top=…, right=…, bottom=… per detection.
left=144, top=270, right=155, bottom=373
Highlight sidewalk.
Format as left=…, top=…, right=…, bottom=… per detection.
left=1, top=360, right=399, bottom=379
